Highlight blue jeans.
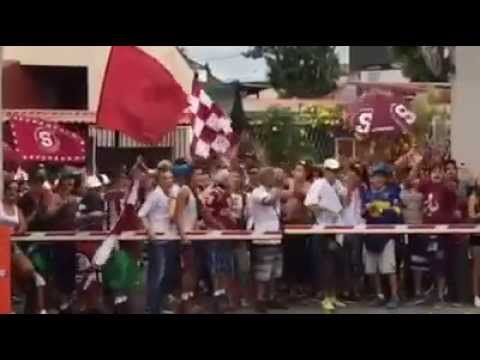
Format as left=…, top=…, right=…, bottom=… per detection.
left=206, top=241, right=234, bottom=277
left=146, top=241, right=179, bottom=314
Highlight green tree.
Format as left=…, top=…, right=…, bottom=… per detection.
left=390, top=46, right=454, bottom=82
left=244, top=46, right=340, bottom=98
left=258, top=108, right=316, bottom=167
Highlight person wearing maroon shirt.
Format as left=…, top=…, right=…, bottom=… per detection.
left=444, top=160, right=470, bottom=304
left=201, top=169, right=236, bottom=313
left=417, top=164, right=457, bottom=305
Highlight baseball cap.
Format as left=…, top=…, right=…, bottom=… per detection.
left=86, top=175, right=103, bottom=189
left=323, top=158, right=341, bottom=171
left=99, top=174, right=111, bottom=186
left=371, top=163, right=392, bottom=177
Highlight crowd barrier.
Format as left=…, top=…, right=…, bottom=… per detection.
left=11, top=224, right=480, bottom=242
left=6, top=224, right=480, bottom=314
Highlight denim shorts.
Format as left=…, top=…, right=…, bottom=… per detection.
left=206, top=241, right=234, bottom=276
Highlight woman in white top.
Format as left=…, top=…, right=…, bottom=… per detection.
left=5, top=178, right=47, bottom=314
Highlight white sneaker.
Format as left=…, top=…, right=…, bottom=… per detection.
left=474, top=296, right=480, bottom=308
left=321, top=298, right=335, bottom=312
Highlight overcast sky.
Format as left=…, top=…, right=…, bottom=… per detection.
left=184, top=46, right=349, bottom=82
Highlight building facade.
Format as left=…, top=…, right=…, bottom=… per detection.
left=2, top=46, right=195, bottom=172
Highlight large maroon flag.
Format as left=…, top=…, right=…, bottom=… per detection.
left=97, top=46, right=189, bottom=144
left=9, top=115, right=86, bottom=163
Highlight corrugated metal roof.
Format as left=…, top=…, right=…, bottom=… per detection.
left=3, top=109, right=194, bottom=126
left=3, top=109, right=96, bottom=124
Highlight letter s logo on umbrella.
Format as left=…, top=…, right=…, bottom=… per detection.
left=355, top=110, right=373, bottom=134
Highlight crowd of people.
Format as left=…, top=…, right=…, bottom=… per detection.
left=6, top=149, right=480, bottom=314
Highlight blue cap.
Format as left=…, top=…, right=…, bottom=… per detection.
left=371, top=163, right=392, bottom=176
left=172, top=163, right=193, bottom=178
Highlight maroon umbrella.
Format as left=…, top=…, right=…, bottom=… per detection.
left=347, top=90, right=416, bottom=140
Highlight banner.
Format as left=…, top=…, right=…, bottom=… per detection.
left=9, top=115, right=86, bottom=163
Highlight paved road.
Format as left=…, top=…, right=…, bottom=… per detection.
left=234, top=302, right=480, bottom=314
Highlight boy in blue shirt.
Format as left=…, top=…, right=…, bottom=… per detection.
left=361, top=164, right=403, bottom=309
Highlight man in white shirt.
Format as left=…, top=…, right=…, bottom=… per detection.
left=304, top=158, right=346, bottom=312
left=138, top=168, right=178, bottom=314
left=250, top=167, right=288, bottom=313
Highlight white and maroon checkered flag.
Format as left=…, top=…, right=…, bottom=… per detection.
left=188, top=78, right=237, bottom=159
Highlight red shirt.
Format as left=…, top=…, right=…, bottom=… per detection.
left=202, top=185, right=236, bottom=230
left=419, top=181, right=457, bottom=224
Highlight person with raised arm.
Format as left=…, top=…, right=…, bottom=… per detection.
left=250, top=167, right=288, bottom=313
left=283, top=160, right=313, bottom=302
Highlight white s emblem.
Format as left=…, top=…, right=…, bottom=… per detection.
left=355, top=111, right=373, bottom=134
left=38, top=131, right=54, bottom=148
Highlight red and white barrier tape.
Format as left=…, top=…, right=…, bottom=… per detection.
left=11, top=230, right=283, bottom=242
left=10, top=224, right=480, bottom=242
left=284, top=224, right=480, bottom=236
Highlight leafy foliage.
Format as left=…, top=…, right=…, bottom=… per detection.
left=244, top=46, right=341, bottom=98
left=410, top=89, right=451, bottom=147
left=257, top=108, right=317, bottom=167
left=390, top=46, right=451, bottom=82
left=299, top=105, right=345, bottom=129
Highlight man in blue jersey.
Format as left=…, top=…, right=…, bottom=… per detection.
left=361, top=164, right=403, bottom=309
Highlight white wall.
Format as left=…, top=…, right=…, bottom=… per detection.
left=360, top=69, right=407, bottom=83
left=3, top=46, right=194, bottom=111
left=451, top=46, right=480, bottom=174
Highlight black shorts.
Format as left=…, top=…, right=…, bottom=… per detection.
left=409, top=235, right=447, bottom=276
left=427, top=235, right=448, bottom=277
left=471, top=235, right=480, bottom=247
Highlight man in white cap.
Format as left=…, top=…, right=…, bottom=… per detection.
left=305, top=158, right=347, bottom=312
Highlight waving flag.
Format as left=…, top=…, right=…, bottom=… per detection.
left=97, top=46, right=188, bottom=144
left=189, top=78, right=237, bottom=159
left=8, top=115, right=86, bottom=163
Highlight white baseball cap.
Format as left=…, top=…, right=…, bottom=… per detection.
left=99, top=174, right=111, bottom=185
left=323, top=158, right=341, bottom=171
left=86, top=175, right=102, bottom=189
